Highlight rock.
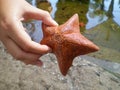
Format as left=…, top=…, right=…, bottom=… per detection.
left=0, top=42, right=120, bottom=90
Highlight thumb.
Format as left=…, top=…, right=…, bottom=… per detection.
left=24, top=5, right=58, bottom=26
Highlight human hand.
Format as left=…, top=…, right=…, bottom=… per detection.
left=0, top=0, right=58, bottom=66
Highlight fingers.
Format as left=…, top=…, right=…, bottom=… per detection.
left=7, top=19, right=51, bottom=54
left=2, top=36, right=43, bottom=66
left=23, top=4, right=58, bottom=26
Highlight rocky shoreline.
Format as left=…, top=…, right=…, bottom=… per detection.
left=81, top=55, right=120, bottom=78
left=0, top=42, right=120, bottom=90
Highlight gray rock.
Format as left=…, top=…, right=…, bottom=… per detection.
left=0, top=42, right=120, bottom=90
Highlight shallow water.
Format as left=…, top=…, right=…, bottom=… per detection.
left=25, top=0, right=120, bottom=63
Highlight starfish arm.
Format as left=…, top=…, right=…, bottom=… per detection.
left=63, top=33, right=99, bottom=55
left=59, top=14, right=80, bottom=34
left=54, top=45, right=75, bottom=76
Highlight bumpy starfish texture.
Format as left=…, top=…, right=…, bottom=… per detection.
left=40, top=14, right=99, bottom=76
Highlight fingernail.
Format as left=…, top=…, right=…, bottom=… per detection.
left=43, top=45, right=52, bottom=53
left=48, top=48, right=52, bottom=53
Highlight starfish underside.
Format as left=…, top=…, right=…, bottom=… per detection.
left=40, top=14, right=99, bottom=76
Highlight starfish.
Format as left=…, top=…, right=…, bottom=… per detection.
left=40, top=14, right=99, bottom=76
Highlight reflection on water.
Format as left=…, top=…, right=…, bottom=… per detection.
left=86, top=0, right=108, bottom=29
left=87, top=0, right=120, bottom=27
left=113, top=0, right=120, bottom=25
left=27, top=0, right=36, bottom=7
left=49, top=0, right=58, bottom=18
left=24, top=0, right=44, bottom=43
left=23, top=20, right=43, bottom=42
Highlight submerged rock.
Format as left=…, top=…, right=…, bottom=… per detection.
left=0, top=42, right=120, bottom=90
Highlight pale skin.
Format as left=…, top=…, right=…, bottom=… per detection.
left=0, top=0, right=58, bottom=66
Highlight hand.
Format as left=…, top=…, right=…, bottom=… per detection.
left=0, top=0, right=58, bottom=66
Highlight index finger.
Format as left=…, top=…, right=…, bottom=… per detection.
left=22, top=4, right=58, bottom=26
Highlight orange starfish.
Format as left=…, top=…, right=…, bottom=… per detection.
left=40, top=14, right=99, bottom=76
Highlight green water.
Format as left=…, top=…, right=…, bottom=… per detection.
left=37, top=0, right=120, bottom=63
